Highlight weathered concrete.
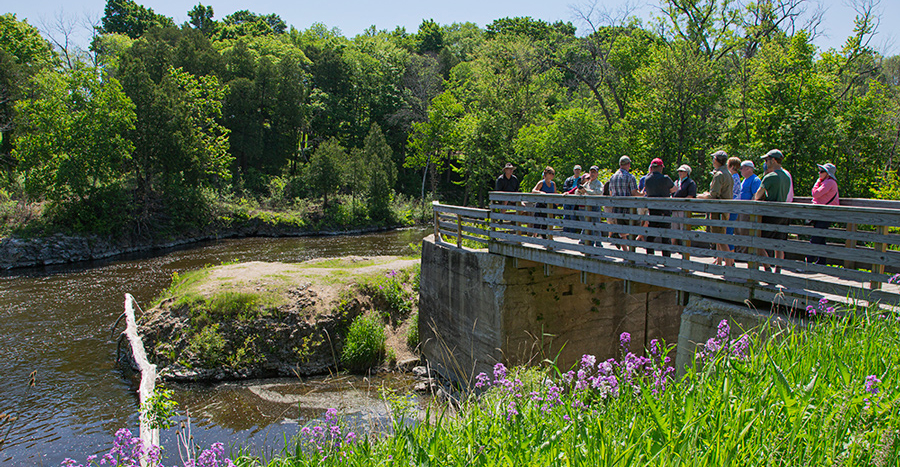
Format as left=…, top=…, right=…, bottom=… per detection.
left=420, top=235, right=684, bottom=383
left=675, top=295, right=800, bottom=372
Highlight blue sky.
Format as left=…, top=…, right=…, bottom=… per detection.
left=7, top=0, right=899, bottom=54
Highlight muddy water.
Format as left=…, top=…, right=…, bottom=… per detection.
left=0, top=228, right=428, bottom=466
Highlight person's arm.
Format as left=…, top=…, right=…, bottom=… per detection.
left=531, top=180, right=545, bottom=193
left=753, top=184, right=766, bottom=201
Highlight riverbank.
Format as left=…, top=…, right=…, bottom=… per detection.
left=0, top=214, right=419, bottom=270
left=137, top=256, right=421, bottom=382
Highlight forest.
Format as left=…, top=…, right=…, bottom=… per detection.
left=0, top=0, right=898, bottom=239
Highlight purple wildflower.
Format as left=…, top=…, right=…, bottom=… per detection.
left=581, top=354, right=596, bottom=369
left=649, top=339, right=660, bottom=356
left=890, top=274, right=900, bottom=284
left=620, top=332, right=631, bottom=349
left=865, top=375, right=881, bottom=395
left=475, top=372, right=491, bottom=388
left=717, top=320, right=730, bottom=339
left=493, top=363, right=508, bottom=381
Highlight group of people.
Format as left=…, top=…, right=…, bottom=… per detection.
left=494, top=149, right=841, bottom=270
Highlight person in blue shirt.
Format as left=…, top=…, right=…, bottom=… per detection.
left=735, top=160, right=762, bottom=253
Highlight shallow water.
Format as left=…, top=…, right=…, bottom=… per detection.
left=0, top=228, right=428, bottom=465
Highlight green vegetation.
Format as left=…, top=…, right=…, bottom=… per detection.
left=2, top=1, right=898, bottom=241
left=340, top=314, right=387, bottom=372
left=139, top=387, right=178, bottom=430
left=233, top=306, right=898, bottom=466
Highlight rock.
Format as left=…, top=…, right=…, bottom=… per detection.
left=396, top=357, right=421, bottom=372
left=411, top=366, right=429, bottom=378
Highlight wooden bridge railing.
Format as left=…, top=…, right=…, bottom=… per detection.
left=433, top=194, right=900, bottom=307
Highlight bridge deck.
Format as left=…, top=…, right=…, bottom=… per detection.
left=433, top=193, right=900, bottom=311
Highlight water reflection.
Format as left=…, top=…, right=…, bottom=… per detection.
left=0, top=228, right=428, bottom=466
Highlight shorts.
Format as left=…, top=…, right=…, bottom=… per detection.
left=761, top=216, right=790, bottom=240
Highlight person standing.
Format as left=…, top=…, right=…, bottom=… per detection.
left=735, top=160, right=761, bottom=252
left=572, top=165, right=605, bottom=245
left=562, top=165, right=583, bottom=233
left=725, top=157, right=742, bottom=253
left=495, top=162, right=521, bottom=232
left=608, top=156, right=640, bottom=250
left=697, top=150, right=734, bottom=267
left=643, top=158, right=675, bottom=257
left=754, top=149, right=793, bottom=273
left=671, top=164, right=696, bottom=244
left=531, top=166, right=556, bottom=239
left=808, top=162, right=839, bottom=264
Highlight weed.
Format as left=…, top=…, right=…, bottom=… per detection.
left=340, top=314, right=386, bottom=372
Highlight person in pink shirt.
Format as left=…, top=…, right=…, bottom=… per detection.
left=809, top=162, right=839, bottom=264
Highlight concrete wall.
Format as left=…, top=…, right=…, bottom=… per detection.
left=675, top=295, right=800, bottom=372
left=420, top=236, right=684, bottom=383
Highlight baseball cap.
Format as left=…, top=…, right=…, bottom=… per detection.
left=676, top=164, right=691, bottom=175
left=589, top=165, right=599, bottom=172
left=619, top=156, right=632, bottom=165
left=740, top=160, right=755, bottom=169
left=573, top=165, right=582, bottom=171
left=711, top=150, right=728, bottom=163
left=760, top=149, right=784, bottom=161
left=650, top=158, right=664, bottom=167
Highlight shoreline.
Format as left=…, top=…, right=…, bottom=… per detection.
left=0, top=221, right=419, bottom=271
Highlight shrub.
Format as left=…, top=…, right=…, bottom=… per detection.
left=187, top=324, right=225, bottom=367
left=340, top=314, right=386, bottom=372
left=406, top=312, right=419, bottom=349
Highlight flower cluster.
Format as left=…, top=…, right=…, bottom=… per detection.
left=59, top=429, right=235, bottom=467
left=806, top=297, right=836, bottom=317
left=699, top=319, right=751, bottom=361
left=889, top=274, right=899, bottom=285
left=863, top=374, right=883, bottom=410
left=298, top=408, right=359, bottom=461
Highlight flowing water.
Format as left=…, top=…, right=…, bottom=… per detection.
left=0, top=228, right=428, bottom=466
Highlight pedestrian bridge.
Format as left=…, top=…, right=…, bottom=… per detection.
left=419, top=193, right=899, bottom=381
left=433, top=193, right=900, bottom=309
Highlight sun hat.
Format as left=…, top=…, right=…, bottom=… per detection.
left=504, top=163, right=514, bottom=169
left=650, top=158, right=664, bottom=168
left=676, top=164, right=692, bottom=175
left=619, top=155, right=632, bottom=165
left=817, top=162, right=837, bottom=181
left=760, top=149, right=784, bottom=161
left=573, top=165, right=582, bottom=171
left=740, top=160, right=755, bottom=170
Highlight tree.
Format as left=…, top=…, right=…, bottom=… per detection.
left=188, top=3, right=216, bottom=37
left=99, top=0, right=175, bottom=39
left=13, top=65, right=135, bottom=203
left=306, top=137, right=342, bottom=209
left=362, top=124, right=396, bottom=220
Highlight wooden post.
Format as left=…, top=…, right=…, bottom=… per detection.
left=748, top=214, right=759, bottom=273
left=871, top=224, right=888, bottom=290
left=844, top=223, right=857, bottom=269
left=457, top=214, right=463, bottom=248
left=683, top=211, right=692, bottom=262
left=434, top=209, right=441, bottom=242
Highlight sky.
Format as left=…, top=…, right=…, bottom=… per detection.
left=5, top=0, right=900, bottom=55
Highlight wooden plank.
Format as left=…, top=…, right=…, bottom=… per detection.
left=873, top=225, right=888, bottom=290
left=432, top=202, right=490, bottom=218
left=845, top=223, right=856, bottom=269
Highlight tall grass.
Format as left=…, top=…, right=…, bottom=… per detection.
left=235, top=304, right=899, bottom=467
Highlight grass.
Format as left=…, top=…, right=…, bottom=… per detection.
left=230, top=303, right=899, bottom=467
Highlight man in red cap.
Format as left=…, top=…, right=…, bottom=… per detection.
left=642, top=158, right=675, bottom=258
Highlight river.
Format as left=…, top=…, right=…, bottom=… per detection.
left=0, top=228, right=428, bottom=466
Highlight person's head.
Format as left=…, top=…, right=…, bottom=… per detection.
left=650, top=157, right=664, bottom=173
left=619, top=155, right=632, bottom=169
left=711, top=150, right=728, bottom=168
left=676, top=164, right=691, bottom=180
left=760, top=149, right=784, bottom=170
left=503, top=163, right=514, bottom=177
left=589, top=165, right=599, bottom=180
left=543, top=166, right=555, bottom=179
left=817, top=162, right=837, bottom=182
left=740, top=160, right=755, bottom=179
left=727, top=156, right=741, bottom=174
left=573, top=165, right=582, bottom=176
